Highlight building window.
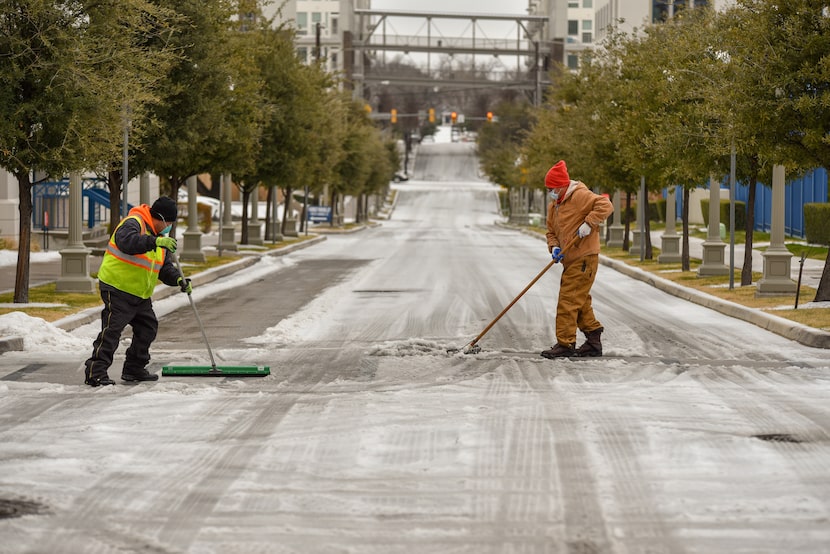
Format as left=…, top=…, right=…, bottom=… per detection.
left=298, top=47, right=308, bottom=62
left=568, top=1, right=578, bottom=7
left=652, top=0, right=709, bottom=22
left=583, top=0, right=592, bottom=6
left=567, top=53, right=579, bottom=70
left=331, top=15, right=338, bottom=35
left=312, top=12, right=322, bottom=25
left=296, top=12, right=307, bottom=35
left=568, top=20, right=578, bottom=35
left=582, top=20, right=592, bottom=43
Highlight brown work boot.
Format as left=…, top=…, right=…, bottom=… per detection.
left=575, top=327, right=603, bottom=357
left=540, top=343, right=576, bottom=359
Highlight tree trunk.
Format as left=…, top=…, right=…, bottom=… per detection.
left=13, top=170, right=33, bottom=303
left=741, top=173, right=758, bottom=286
left=240, top=188, right=250, bottom=244
left=814, top=250, right=830, bottom=302
left=108, top=169, right=123, bottom=233
left=682, top=186, right=690, bottom=272
left=265, top=186, right=274, bottom=239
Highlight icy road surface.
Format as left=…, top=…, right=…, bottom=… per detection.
left=1, top=142, right=829, bottom=553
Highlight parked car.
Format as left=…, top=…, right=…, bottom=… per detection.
left=177, top=189, right=221, bottom=220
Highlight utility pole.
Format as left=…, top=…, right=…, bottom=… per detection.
left=315, top=22, right=322, bottom=62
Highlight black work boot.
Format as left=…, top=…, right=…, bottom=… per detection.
left=121, top=368, right=159, bottom=382
left=85, top=375, right=116, bottom=387
left=575, top=327, right=603, bottom=357
left=540, top=343, right=576, bottom=359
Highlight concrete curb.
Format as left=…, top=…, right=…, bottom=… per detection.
left=0, top=336, right=24, bottom=354
left=500, top=221, right=830, bottom=350
left=602, top=257, right=830, bottom=349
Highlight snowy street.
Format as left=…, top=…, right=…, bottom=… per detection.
left=1, top=142, right=829, bottom=553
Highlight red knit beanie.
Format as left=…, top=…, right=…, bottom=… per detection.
left=545, top=160, right=570, bottom=189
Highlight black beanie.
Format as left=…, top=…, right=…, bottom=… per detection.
left=150, top=197, right=177, bottom=223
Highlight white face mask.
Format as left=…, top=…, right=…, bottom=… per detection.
left=549, top=189, right=560, bottom=201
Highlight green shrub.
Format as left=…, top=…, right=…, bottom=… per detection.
left=804, top=203, right=830, bottom=245
left=701, top=199, right=746, bottom=231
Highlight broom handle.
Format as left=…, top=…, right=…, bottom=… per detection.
left=170, top=252, right=218, bottom=370
left=468, top=236, right=581, bottom=350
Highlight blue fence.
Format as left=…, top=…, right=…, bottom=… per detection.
left=32, top=178, right=131, bottom=229
left=733, top=167, right=827, bottom=238
left=671, top=167, right=828, bottom=239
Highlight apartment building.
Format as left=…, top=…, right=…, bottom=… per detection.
left=263, top=0, right=369, bottom=77
left=531, top=0, right=733, bottom=71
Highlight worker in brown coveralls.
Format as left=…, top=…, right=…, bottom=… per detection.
left=541, top=160, right=613, bottom=359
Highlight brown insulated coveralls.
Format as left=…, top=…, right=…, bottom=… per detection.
left=546, top=182, right=613, bottom=346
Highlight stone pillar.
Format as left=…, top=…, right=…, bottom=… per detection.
left=0, top=171, right=20, bottom=242
left=266, top=185, right=283, bottom=242
left=220, top=173, right=237, bottom=252
left=607, top=191, right=625, bottom=248
left=283, top=193, right=298, bottom=237
left=179, top=175, right=205, bottom=262
left=698, top=175, right=729, bottom=276
left=56, top=172, right=96, bottom=293
left=247, top=186, right=264, bottom=245
left=139, top=173, right=150, bottom=205
left=658, top=186, right=682, bottom=263
left=757, top=165, right=796, bottom=295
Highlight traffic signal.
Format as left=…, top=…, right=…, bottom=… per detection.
left=487, top=111, right=493, bottom=122
left=451, top=111, right=457, bottom=124
left=428, top=108, right=435, bottom=123
left=390, top=109, right=397, bottom=124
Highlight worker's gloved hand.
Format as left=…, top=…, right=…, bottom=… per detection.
left=577, top=222, right=592, bottom=238
left=551, top=246, right=564, bottom=262
left=177, top=277, right=192, bottom=294
left=156, top=236, right=177, bottom=253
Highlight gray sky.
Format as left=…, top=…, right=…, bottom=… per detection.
left=371, top=0, right=530, bottom=15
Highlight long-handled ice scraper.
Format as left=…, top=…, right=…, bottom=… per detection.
left=161, top=251, right=270, bottom=377
left=447, top=236, right=581, bottom=355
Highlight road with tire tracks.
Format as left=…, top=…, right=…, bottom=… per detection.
left=1, top=141, right=829, bottom=553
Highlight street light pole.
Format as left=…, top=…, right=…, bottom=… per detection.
left=122, top=107, right=130, bottom=218
left=729, top=140, right=736, bottom=290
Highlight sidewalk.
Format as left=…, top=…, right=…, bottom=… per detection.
left=649, top=230, right=825, bottom=290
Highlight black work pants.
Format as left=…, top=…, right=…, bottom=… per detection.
left=84, top=283, right=158, bottom=380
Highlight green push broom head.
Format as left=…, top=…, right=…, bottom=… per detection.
left=161, top=365, right=270, bottom=377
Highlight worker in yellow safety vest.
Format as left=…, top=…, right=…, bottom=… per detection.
left=84, top=197, right=192, bottom=387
